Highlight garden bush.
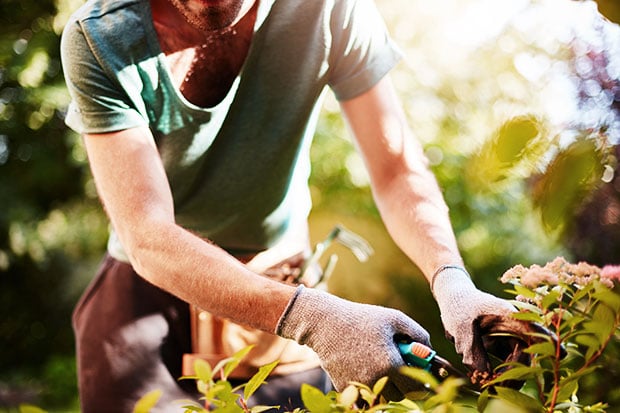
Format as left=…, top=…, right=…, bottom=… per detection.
left=81, top=257, right=619, bottom=413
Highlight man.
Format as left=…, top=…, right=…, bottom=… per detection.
left=61, top=0, right=517, bottom=411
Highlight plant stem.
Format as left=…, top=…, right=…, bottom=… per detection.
left=239, top=397, right=250, bottom=413
left=547, top=306, right=565, bottom=412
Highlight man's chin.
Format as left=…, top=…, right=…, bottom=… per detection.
left=168, top=0, right=243, bottom=32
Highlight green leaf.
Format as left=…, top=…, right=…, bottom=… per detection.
left=423, top=377, right=463, bottom=409
left=592, top=286, right=620, bottom=313
left=359, top=387, right=376, bottom=406
left=194, top=359, right=214, bottom=384
left=493, top=387, right=545, bottom=412
left=132, top=389, right=162, bottom=413
left=466, top=114, right=545, bottom=189
left=585, top=304, right=616, bottom=343
left=348, top=381, right=372, bottom=393
left=212, top=357, right=236, bottom=377
left=562, top=313, right=585, bottom=330
left=197, top=379, right=208, bottom=395
left=301, top=383, right=333, bottom=413
left=532, top=138, right=603, bottom=231
left=554, top=365, right=599, bottom=399
left=477, top=388, right=490, bottom=413
left=213, top=401, right=244, bottom=413
left=495, top=115, right=541, bottom=163
left=244, top=359, right=279, bottom=400
left=250, top=405, right=280, bottom=413
left=338, top=384, right=359, bottom=408
left=524, top=342, right=557, bottom=358
left=486, top=366, right=542, bottom=386
left=541, top=290, right=561, bottom=310
left=399, top=366, right=439, bottom=391
left=511, top=301, right=543, bottom=314
left=554, top=377, right=579, bottom=403
left=513, top=284, right=538, bottom=300
left=383, top=398, right=422, bottom=412
left=570, top=282, right=596, bottom=305
left=19, top=405, right=48, bottom=413
left=511, top=311, right=544, bottom=324
left=207, top=380, right=238, bottom=404
left=372, top=376, right=388, bottom=396
left=554, top=307, right=578, bottom=329
left=223, top=346, right=255, bottom=379
left=574, top=333, right=601, bottom=360
left=581, top=402, right=609, bottom=413
left=181, top=404, right=206, bottom=412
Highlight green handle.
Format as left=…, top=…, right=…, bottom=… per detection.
left=398, top=342, right=436, bottom=371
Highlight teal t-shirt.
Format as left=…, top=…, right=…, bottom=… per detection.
left=61, top=0, right=402, bottom=259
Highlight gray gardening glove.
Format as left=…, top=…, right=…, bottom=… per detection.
left=276, top=285, right=431, bottom=400
left=432, top=266, right=516, bottom=373
left=432, top=266, right=562, bottom=385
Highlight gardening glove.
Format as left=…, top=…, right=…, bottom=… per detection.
left=432, top=265, right=562, bottom=386
left=276, top=285, right=431, bottom=401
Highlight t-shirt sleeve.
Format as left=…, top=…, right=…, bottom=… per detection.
left=327, top=0, right=403, bottom=101
left=60, top=19, right=147, bottom=134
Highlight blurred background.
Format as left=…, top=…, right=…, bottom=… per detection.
left=1, top=0, right=619, bottom=411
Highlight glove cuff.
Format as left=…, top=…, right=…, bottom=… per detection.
left=275, top=284, right=306, bottom=336
left=431, top=264, right=471, bottom=294
left=431, top=265, right=478, bottom=308
left=431, top=264, right=471, bottom=293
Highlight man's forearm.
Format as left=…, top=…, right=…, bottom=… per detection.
left=339, top=76, right=464, bottom=282
left=83, top=128, right=297, bottom=333
left=122, top=220, right=296, bottom=333
left=373, top=164, right=464, bottom=283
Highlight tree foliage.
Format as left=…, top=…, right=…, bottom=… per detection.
left=0, top=0, right=107, bottom=406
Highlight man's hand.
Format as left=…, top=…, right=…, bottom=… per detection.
left=432, top=266, right=516, bottom=373
left=432, top=266, right=563, bottom=385
left=276, top=285, right=430, bottom=401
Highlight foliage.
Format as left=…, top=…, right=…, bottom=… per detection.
left=0, top=0, right=107, bottom=408
left=124, top=258, right=620, bottom=413
left=492, top=258, right=620, bottom=412
left=132, top=346, right=281, bottom=413
left=397, top=256, right=620, bottom=412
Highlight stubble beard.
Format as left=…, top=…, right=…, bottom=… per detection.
left=167, top=0, right=244, bottom=32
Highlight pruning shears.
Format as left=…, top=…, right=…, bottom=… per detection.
left=398, top=341, right=466, bottom=381
left=399, top=341, right=481, bottom=395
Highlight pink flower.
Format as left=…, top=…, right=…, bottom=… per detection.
left=501, top=264, right=527, bottom=283
left=519, top=265, right=559, bottom=288
left=601, top=265, right=620, bottom=285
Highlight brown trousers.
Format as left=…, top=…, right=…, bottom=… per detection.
left=73, top=254, right=331, bottom=412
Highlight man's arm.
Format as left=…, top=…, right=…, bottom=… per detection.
left=84, top=125, right=432, bottom=397
left=339, top=75, right=463, bottom=281
left=340, top=75, right=518, bottom=374
left=82, top=126, right=295, bottom=332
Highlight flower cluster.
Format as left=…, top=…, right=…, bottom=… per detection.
left=501, top=256, right=619, bottom=290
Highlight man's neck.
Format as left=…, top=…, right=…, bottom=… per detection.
left=150, top=0, right=258, bottom=49
left=151, top=0, right=259, bottom=107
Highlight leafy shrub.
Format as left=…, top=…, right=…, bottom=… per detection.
left=491, top=257, right=620, bottom=412
left=19, top=258, right=620, bottom=413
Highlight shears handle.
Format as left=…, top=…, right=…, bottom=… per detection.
left=398, top=341, right=464, bottom=381
left=398, top=342, right=437, bottom=370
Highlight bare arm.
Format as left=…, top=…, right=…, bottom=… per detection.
left=340, top=76, right=530, bottom=374
left=340, top=75, right=463, bottom=282
left=83, top=126, right=295, bottom=332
